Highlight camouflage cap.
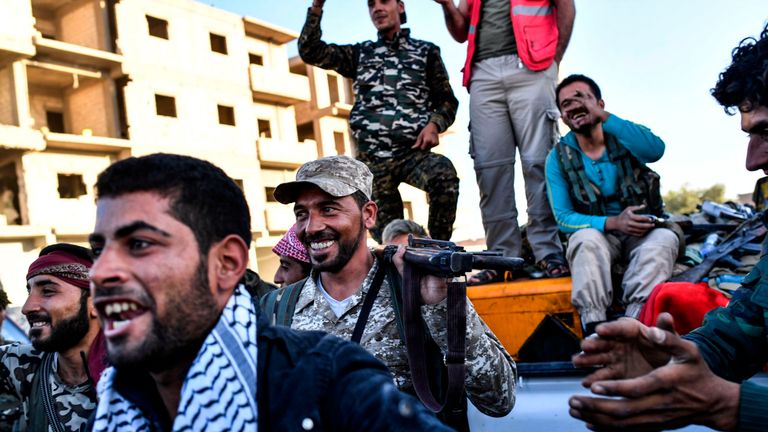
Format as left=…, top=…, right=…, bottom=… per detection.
left=273, top=155, right=373, bottom=204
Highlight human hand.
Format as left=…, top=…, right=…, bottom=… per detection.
left=413, top=122, right=440, bottom=150
left=605, top=204, right=654, bottom=236
left=392, top=246, right=448, bottom=305
left=569, top=315, right=740, bottom=431
left=310, top=0, right=325, bottom=12
left=573, top=314, right=676, bottom=387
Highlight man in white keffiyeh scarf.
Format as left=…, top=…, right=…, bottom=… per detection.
left=85, top=153, right=453, bottom=432
left=92, top=285, right=257, bottom=431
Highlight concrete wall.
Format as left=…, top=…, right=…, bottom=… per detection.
left=0, top=66, right=14, bottom=125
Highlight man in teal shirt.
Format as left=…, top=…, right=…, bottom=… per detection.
left=545, top=74, right=679, bottom=335
left=569, top=25, right=768, bottom=431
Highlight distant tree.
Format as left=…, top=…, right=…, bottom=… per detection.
left=664, top=183, right=726, bottom=214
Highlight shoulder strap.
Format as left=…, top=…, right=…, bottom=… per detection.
left=350, top=262, right=387, bottom=344
left=556, top=142, right=605, bottom=215
left=38, top=353, right=65, bottom=432
left=260, top=278, right=307, bottom=327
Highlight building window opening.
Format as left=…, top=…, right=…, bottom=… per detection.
left=265, top=187, right=278, bottom=202
left=57, top=173, right=87, bottom=199
left=46, top=111, right=65, bottom=133
left=297, top=123, right=315, bottom=142
left=257, top=119, right=272, bottom=138
left=146, top=15, right=169, bottom=39
left=333, top=131, right=345, bottom=155
left=328, top=75, right=340, bottom=104
left=218, top=105, right=236, bottom=126
left=249, top=53, right=264, bottom=66
left=210, top=33, right=228, bottom=54
left=0, top=163, right=21, bottom=225
left=155, top=94, right=177, bottom=117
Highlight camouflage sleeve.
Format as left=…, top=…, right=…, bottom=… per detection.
left=684, top=269, right=768, bottom=383
left=425, top=45, right=458, bottom=133
left=0, top=345, right=23, bottom=399
left=421, top=299, right=517, bottom=417
left=298, top=8, right=359, bottom=79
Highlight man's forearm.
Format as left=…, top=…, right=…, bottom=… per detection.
left=298, top=6, right=358, bottom=78
left=438, top=1, right=469, bottom=43
left=553, top=0, right=575, bottom=64
left=426, top=47, right=458, bottom=132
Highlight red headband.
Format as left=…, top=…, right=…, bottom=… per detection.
left=26, top=250, right=92, bottom=290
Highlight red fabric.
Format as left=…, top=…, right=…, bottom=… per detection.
left=462, top=0, right=559, bottom=87
left=26, top=250, right=91, bottom=289
left=638, top=282, right=729, bottom=335
left=272, top=224, right=309, bottom=264
left=87, top=331, right=108, bottom=386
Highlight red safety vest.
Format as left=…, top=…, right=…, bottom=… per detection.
left=462, top=0, right=559, bottom=87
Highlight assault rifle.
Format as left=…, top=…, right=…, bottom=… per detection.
left=386, top=235, right=524, bottom=419
left=671, top=210, right=767, bottom=283
left=401, top=235, right=525, bottom=278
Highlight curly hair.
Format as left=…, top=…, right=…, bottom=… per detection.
left=712, top=24, right=768, bottom=114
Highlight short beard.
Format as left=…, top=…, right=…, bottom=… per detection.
left=31, top=291, right=90, bottom=353
left=107, top=258, right=220, bottom=373
left=304, top=221, right=366, bottom=273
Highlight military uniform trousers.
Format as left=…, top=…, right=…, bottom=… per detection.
left=566, top=227, right=679, bottom=325
left=357, top=150, right=459, bottom=243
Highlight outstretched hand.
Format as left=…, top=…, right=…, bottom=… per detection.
left=605, top=204, right=655, bottom=237
left=569, top=314, right=740, bottom=431
left=392, top=246, right=448, bottom=305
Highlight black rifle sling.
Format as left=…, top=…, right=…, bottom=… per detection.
left=40, top=352, right=66, bottom=432
left=351, top=262, right=387, bottom=343
left=402, top=262, right=466, bottom=413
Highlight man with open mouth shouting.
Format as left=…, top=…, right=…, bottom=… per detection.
left=87, top=153, right=450, bottom=432
left=0, top=243, right=102, bottom=431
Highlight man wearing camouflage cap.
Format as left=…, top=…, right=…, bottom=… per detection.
left=266, top=155, right=516, bottom=429
left=298, top=0, right=460, bottom=243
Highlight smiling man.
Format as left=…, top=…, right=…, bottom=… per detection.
left=569, top=24, right=768, bottom=432
left=267, top=155, right=516, bottom=430
left=87, top=153, right=450, bottom=432
left=0, top=244, right=101, bottom=431
left=544, top=74, right=679, bottom=335
left=298, top=0, right=460, bottom=244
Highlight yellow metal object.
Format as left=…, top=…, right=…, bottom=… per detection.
left=468, top=277, right=581, bottom=358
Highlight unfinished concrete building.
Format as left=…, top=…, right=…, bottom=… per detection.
left=0, top=0, right=430, bottom=304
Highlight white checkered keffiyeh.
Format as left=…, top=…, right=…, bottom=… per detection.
left=91, top=286, right=258, bottom=431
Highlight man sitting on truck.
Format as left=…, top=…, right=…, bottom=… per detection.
left=545, top=74, right=679, bottom=335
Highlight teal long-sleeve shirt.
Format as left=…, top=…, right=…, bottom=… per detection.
left=544, top=114, right=666, bottom=234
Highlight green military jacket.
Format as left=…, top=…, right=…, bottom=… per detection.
left=298, top=9, right=458, bottom=157
left=685, top=254, right=768, bottom=431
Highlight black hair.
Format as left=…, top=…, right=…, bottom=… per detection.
left=712, top=24, right=768, bottom=114
left=556, top=74, right=603, bottom=107
left=39, top=243, right=93, bottom=262
left=0, top=289, right=8, bottom=311
left=350, top=190, right=370, bottom=210
left=95, top=153, right=252, bottom=254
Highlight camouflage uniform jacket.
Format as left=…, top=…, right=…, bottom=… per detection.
left=299, top=9, right=458, bottom=157
left=290, top=256, right=517, bottom=417
left=0, top=344, right=95, bottom=431
left=684, top=254, right=768, bottom=431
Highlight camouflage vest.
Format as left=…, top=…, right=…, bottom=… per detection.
left=350, top=29, right=434, bottom=156
left=555, top=133, right=664, bottom=217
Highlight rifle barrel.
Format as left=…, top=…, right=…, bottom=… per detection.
left=471, top=255, right=525, bottom=271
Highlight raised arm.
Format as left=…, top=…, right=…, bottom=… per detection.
left=434, top=0, right=471, bottom=43
left=552, top=0, right=575, bottom=64
left=298, top=1, right=359, bottom=78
